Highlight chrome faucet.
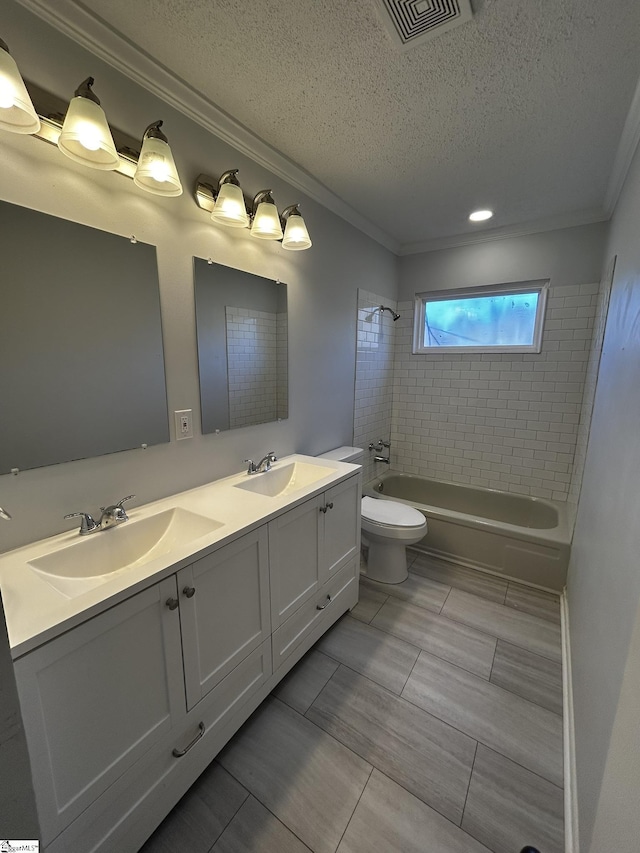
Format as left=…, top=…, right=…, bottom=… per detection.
left=65, top=495, right=135, bottom=535
left=369, top=438, right=391, bottom=464
left=0, top=506, right=12, bottom=521
left=244, top=452, right=278, bottom=475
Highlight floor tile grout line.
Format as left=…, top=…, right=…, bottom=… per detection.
left=333, top=765, right=375, bottom=852
left=348, top=593, right=563, bottom=702
left=302, top=667, right=480, bottom=830
left=339, top=611, right=495, bottom=682
left=409, top=552, right=562, bottom=604
left=370, top=569, right=561, bottom=635
left=210, top=775, right=315, bottom=852
left=488, top=637, right=499, bottom=682
left=396, top=681, right=565, bottom=792
left=460, top=740, right=480, bottom=827
left=402, top=645, right=564, bottom=723
left=438, top=583, right=453, bottom=613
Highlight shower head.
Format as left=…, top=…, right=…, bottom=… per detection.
left=379, top=305, right=401, bottom=321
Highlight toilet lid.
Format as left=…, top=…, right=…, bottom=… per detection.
left=361, top=496, right=426, bottom=528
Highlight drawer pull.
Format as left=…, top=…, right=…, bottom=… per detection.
left=316, top=594, right=332, bottom=611
left=319, top=502, right=334, bottom=514
left=183, top=585, right=196, bottom=598
left=166, top=597, right=179, bottom=611
left=172, top=722, right=205, bottom=757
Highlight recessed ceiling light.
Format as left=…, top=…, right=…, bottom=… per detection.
left=469, top=209, right=494, bottom=222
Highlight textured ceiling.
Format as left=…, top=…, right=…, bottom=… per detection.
left=40, top=0, right=640, bottom=249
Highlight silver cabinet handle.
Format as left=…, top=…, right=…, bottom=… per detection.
left=172, top=722, right=205, bottom=757
left=316, top=594, right=332, bottom=610
left=319, top=502, right=334, bottom=514
left=183, top=586, right=196, bottom=598
left=326, top=501, right=334, bottom=510
left=166, top=597, right=179, bottom=611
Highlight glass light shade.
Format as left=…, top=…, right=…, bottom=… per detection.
left=212, top=182, right=249, bottom=227
left=134, top=135, right=182, bottom=196
left=58, top=95, right=119, bottom=170
left=282, top=213, right=312, bottom=250
left=250, top=201, right=283, bottom=240
left=0, top=47, right=40, bottom=134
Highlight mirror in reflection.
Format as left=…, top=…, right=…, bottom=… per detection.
left=194, top=258, right=288, bottom=434
left=0, top=200, right=169, bottom=473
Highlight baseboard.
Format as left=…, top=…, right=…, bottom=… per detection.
left=561, top=590, right=580, bottom=853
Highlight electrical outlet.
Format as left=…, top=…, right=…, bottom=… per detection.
left=175, top=409, right=193, bottom=440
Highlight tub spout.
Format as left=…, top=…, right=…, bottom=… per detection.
left=374, top=455, right=390, bottom=464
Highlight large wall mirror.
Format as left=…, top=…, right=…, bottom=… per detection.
left=194, top=258, right=288, bottom=434
left=0, top=200, right=169, bottom=474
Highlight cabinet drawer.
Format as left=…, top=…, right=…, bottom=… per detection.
left=48, top=640, right=272, bottom=853
left=272, top=559, right=358, bottom=671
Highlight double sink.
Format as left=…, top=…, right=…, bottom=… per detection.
left=27, top=460, right=335, bottom=598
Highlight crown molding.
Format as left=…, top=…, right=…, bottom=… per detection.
left=15, top=0, right=400, bottom=254
left=398, top=208, right=609, bottom=256
left=604, top=73, right=640, bottom=217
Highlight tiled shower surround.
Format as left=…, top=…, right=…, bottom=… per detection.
left=354, top=291, right=398, bottom=484
left=356, top=282, right=603, bottom=502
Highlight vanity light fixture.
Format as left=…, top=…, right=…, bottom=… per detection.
left=133, top=120, right=183, bottom=196
left=211, top=169, right=249, bottom=227
left=281, top=204, right=312, bottom=251
left=0, top=38, right=40, bottom=134
left=469, top=208, right=494, bottom=222
left=195, top=174, right=312, bottom=250
left=57, top=77, right=119, bottom=170
left=250, top=190, right=284, bottom=240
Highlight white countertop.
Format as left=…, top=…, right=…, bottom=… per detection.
left=0, top=455, right=360, bottom=658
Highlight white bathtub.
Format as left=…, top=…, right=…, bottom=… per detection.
left=363, top=472, right=571, bottom=591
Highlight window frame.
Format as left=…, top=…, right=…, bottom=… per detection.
left=412, top=279, right=549, bottom=355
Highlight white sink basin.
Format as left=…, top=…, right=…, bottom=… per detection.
left=28, top=508, right=223, bottom=598
left=234, top=461, right=335, bottom=498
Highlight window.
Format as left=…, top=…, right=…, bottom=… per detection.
left=413, top=280, right=549, bottom=354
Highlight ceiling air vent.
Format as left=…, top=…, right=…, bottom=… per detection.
left=373, top=0, right=473, bottom=49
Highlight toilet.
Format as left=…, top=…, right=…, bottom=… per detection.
left=318, top=446, right=428, bottom=584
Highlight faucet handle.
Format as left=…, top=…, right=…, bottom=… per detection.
left=100, top=495, right=135, bottom=523
left=267, top=451, right=277, bottom=462
left=116, top=495, right=135, bottom=509
left=244, top=459, right=257, bottom=474
left=64, top=511, right=99, bottom=535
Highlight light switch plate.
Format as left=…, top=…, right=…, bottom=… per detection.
left=175, top=409, right=193, bottom=440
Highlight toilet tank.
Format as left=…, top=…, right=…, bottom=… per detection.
left=317, top=446, right=364, bottom=464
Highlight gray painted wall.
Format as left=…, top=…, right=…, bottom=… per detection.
left=0, top=1, right=397, bottom=555
left=398, top=221, right=607, bottom=301
left=567, top=141, right=640, bottom=852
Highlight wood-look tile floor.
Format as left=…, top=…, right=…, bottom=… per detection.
left=140, top=551, right=564, bottom=853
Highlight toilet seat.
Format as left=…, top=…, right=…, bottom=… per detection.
left=361, top=496, right=426, bottom=528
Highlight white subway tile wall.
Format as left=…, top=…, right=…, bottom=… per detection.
left=389, top=283, right=601, bottom=501
left=568, top=262, right=614, bottom=506
left=226, top=307, right=278, bottom=429
left=354, top=290, right=398, bottom=484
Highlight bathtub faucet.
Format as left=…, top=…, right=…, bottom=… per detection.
left=369, top=439, right=390, bottom=452
left=373, top=455, right=391, bottom=464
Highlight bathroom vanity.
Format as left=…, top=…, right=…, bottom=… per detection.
left=0, top=455, right=361, bottom=852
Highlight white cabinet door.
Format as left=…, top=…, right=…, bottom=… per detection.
left=320, top=474, right=361, bottom=583
left=268, top=494, right=322, bottom=630
left=179, top=526, right=271, bottom=710
left=14, top=575, right=184, bottom=845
